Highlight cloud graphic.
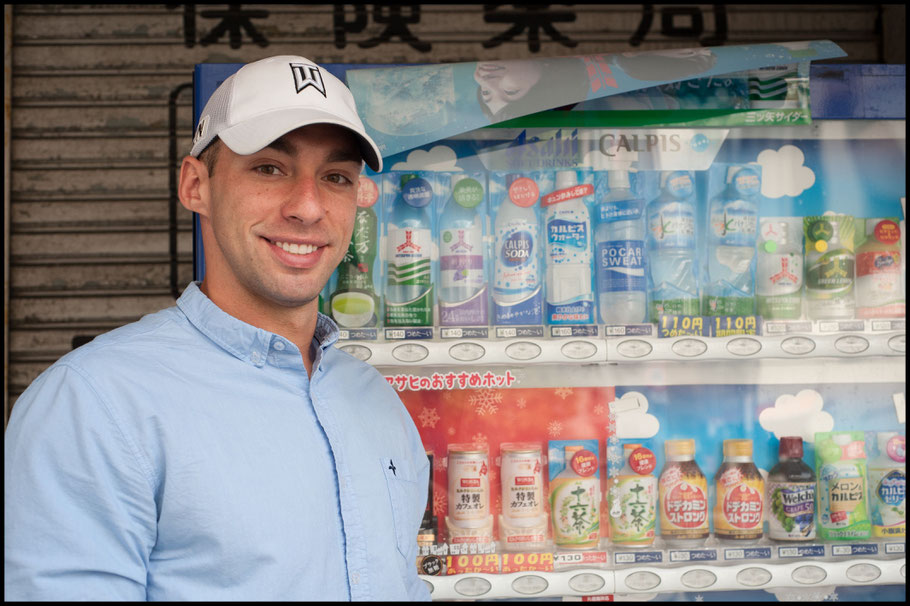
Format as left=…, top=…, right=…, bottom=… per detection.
left=759, top=389, right=834, bottom=443
left=755, top=144, right=816, bottom=198
left=391, top=145, right=462, bottom=172
left=609, top=391, right=660, bottom=439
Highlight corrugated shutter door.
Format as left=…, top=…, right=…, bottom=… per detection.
left=5, top=4, right=895, bottom=418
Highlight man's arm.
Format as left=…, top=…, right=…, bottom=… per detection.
left=5, top=364, right=157, bottom=600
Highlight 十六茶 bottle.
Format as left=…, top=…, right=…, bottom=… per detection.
left=549, top=440, right=601, bottom=549
left=544, top=170, right=594, bottom=324
left=439, top=174, right=488, bottom=326
left=595, top=170, right=647, bottom=325
left=767, top=436, right=816, bottom=541
left=493, top=173, right=543, bottom=325
left=607, top=443, right=657, bottom=547
left=703, top=165, right=760, bottom=316
left=385, top=173, right=434, bottom=326
left=647, top=171, right=699, bottom=321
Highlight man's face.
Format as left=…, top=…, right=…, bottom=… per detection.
left=474, top=61, right=543, bottom=115
left=200, top=124, right=363, bottom=312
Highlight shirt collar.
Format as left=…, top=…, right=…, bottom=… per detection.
left=177, top=282, right=339, bottom=368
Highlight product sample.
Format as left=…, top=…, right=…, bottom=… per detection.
left=493, top=173, right=543, bottom=325
left=439, top=173, right=488, bottom=326
left=767, top=436, right=817, bottom=541
left=446, top=444, right=493, bottom=543
left=385, top=173, right=434, bottom=326
left=607, top=443, right=657, bottom=547
left=805, top=214, right=856, bottom=320
left=659, top=439, right=710, bottom=545
left=549, top=440, right=601, bottom=549
left=714, top=439, right=764, bottom=542
left=815, top=430, right=871, bottom=540
left=868, top=431, right=906, bottom=538
left=856, top=218, right=904, bottom=319
left=756, top=217, right=804, bottom=320
left=499, top=443, right=548, bottom=550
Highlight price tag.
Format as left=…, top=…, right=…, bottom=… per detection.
left=614, top=551, right=662, bottom=564
left=832, top=543, right=878, bottom=556
left=711, top=315, right=761, bottom=337
left=554, top=551, right=608, bottom=568
left=445, top=553, right=500, bottom=575
left=658, top=315, right=708, bottom=338
left=500, top=552, right=554, bottom=574
left=339, top=328, right=378, bottom=341
left=885, top=542, right=905, bottom=554
left=724, top=547, right=771, bottom=560
left=669, top=549, right=717, bottom=562
left=441, top=327, right=488, bottom=339
left=778, top=545, right=825, bottom=558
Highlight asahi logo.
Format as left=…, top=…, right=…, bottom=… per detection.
left=290, top=63, right=326, bottom=97
left=504, top=128, right=580, bottom=169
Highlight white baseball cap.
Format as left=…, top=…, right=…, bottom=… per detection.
left=190, top=55, right=382, bottom=172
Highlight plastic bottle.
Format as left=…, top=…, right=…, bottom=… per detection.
left=549, top=443, right=600, bottom=549
left=544, top=170, right=594, bottom=324
left=647, top=170, right=699, bottom=321
left=607, top=443, right=657, bottom=547
left=704, top=166, right=760, bottom=316
left=331, top=204, right=379, bottom=328
left=659, top=439, right=710, bottom=546
left=595, top=170, right=647, bottom=324
left=805, top=214, right=855, bottom=320
left=868, top=432, right=906, bottom=538
left=493, top=173, right=542, bottom=325
left=815, top=430, right=871, bottom=540
left=767, top=436, right=816, bottom=541
left=756, top=217, right=804, bottom=320
left=438, top=174, right=487, bottom=325
left=385, top=174, right=434, bottom=327
left=856, top=218, right=905, bottom=318
left=714, top=439, right=764, bottom=542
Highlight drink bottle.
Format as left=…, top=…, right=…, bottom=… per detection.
left=331, top=204, right=379, bottom=327
left=647, top=170, right=699, bottom=320
left=493, top=173, right=542, bottom=324
left=767, top=436, right=816, bottom=541
left=385, top=173, right=433, bottom=326
left=544, top=170, right=594, bottom=324
left=868, top=431, right=905, bottom=538
left=439, top=174, right=487, bottom=325
left=856, top=218, right=904, bottom=318
left=607, top=443, right=657, bottom=547
left=805, top=214, right=855, bottom=320
left=756, top=217, right=804, bottom=319
left=704, top=166, right=760, bottom=316
left=595, top=170, right=647, bottom=324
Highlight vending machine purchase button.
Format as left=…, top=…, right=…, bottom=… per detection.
left=680, top=569, right=717, bottom=589
left=340, top=344, right=372, bottom=361
left=511, top=575, right=548, bottom=595
left=616, top=339, right=652, bottom=358
left=736, top=567, right=772, bottom=587
left=561, top=340, right=597, bottom=359
left=671, top=338, right=707, bottom=357
left=888, top=334, right=906, bottom=353
left=623, top=571, right=661, bottom=591
left=505, top=341, right=542, bottom=361
left=448, top=342, right=485, bottom=362
left=568, top=573, right=605, bottom=593
left=453, top=577, right=492, bottom=597
left=792, top=565, right=827, bottom=585
left=780, top=336, right=816, bottom=355
left=834, top=335, right=869, bottom=354
left=726, top=337, right=762, bottom=356
left=846, top=563, right=882, bottom=582
left=391, top=343, right=429, bottom=362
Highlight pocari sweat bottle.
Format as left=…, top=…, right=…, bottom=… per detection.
left=544, top=170, right=594, bottom=324
left=647, top=171, right=699, bottom=321
left=493, top=173, right=542, bottom=325
left=385, top=173, right=434, bottom=326
left=595, top=170, right=647, bottom=324
left=704, top=166, right=760, bottom=316
left=439, top=174, right=487, bottom=325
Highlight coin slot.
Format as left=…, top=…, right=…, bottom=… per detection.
left=736, top=567, right=772, bottom=587
left=453, top=576, right=491, bottom=597
left=568, top=573, right=605, bottom=593
left=792, top=565, right=827, bottom=585
left=392, top=343, right=429, bottom=362
left=340, top=344, right=372, bottom=361
left=511, top=574, right=548, bottom=595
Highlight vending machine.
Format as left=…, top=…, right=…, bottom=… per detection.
left=193, top=42, right=905, bottom=601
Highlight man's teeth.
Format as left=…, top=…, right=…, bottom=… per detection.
left=276, top=241, right=318, bottom=255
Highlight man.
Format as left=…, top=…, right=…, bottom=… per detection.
left=5, top=55, right=431, bottom=601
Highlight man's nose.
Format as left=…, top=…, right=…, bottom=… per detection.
left=283, top=176, right=325, bottom=224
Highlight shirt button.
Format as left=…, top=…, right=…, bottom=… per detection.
left=351, top=572, right=360, bottom=584
left=250, top=352, right=260, bottom=363
left=273, top=340, right=285, bottom=351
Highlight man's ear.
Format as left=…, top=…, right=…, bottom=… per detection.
left=178, top=156, right=211, bottom=217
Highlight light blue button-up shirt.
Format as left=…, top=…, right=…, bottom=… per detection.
left=5, top=282, right=431, bottom=601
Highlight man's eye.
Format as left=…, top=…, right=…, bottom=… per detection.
left=326, top=173, right=353, bottom=185
left=256, top=165, right=280, bottom=176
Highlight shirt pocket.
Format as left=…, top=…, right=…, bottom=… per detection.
left=379, top=456, right=424, bottom=559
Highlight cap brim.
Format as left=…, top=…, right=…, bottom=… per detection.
left=218, top=108, right=382, bottom=172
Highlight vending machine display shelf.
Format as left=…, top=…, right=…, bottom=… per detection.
left=335, top=326, right=904, bottom=366
left=419, top=552, right=905, bottom=600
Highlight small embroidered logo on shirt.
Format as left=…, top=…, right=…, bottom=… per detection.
left=388, top=460, right=397, bottom=476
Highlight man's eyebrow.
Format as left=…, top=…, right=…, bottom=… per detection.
left=262, top=139, right=363, bottom=165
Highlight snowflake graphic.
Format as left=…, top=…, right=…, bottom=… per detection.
left=554, top=387, right=574, bottom=400
left=594, top=404, right=605, bottom=415
left=608, top=411, right=617, bottom=422
left=694, top=595, right=703, bottom=602
left=418, top=407, right=440, bottom=428
left=547, top=420, right=563, bottom=436
left=608, top=448, right=624, bottom=467
left=471, top=432, right=489, bottom=448
left=825, top=591, right=839, bottom=602
left=468, top=389, right=503, bottom=416
left=434, top=493, right=447, bottom=516
left=448, top=427, right=456, bottom=436
left=433, top=456, right=446, bottom=471
left=608, top=435, right=619, bottom=445
left=607, top=422, right=616, bottom=433
left=442, top=391, right=456, bottom=402
left=516, top=397, right=527, bottom=409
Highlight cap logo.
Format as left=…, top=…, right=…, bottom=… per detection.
left=193, top=115, right=209, bottom=146
left=290, top=63, right=326, bottom=97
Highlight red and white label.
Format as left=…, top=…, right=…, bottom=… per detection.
left=541, top=183, right=594, bottom=207
left=722, top=484, right=763, bottom=529
left=629, top=447, right=656, bottom=475
left=571, top=450, right=598, bottom=477
left=508, top=178, right=540, bottom=207
left=356, top=176, right=379, bottom=208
